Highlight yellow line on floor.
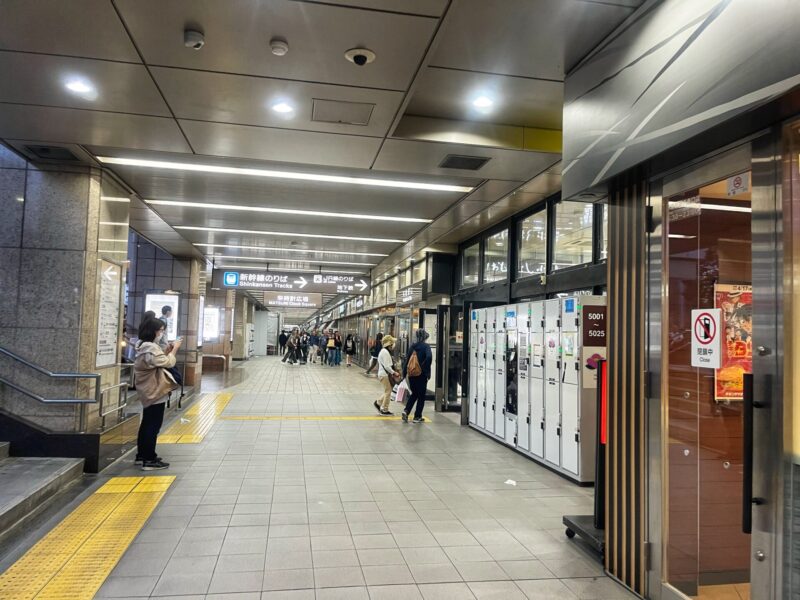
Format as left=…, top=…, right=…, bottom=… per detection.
left=219, top=415, right=428, bottom=422
left=0, top=476, right=175, bottom=600
left=158, top=391, right=233, bottom=443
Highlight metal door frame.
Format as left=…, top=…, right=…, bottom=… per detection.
left=645, top=131, right=783, bottom=600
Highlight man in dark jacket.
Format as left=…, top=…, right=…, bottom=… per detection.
left=402, top=329, right=432, bottom=423
left=278, top=331, right=288, bottom=355
left=363, top=332, right=384, bottom=377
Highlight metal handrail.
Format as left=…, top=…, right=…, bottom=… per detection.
left=0, top=345, right=102, bottom=431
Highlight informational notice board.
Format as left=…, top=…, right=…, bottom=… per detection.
left=144, top=292, right=180, bottom=341
left=96, top=259, right=122, bottom=368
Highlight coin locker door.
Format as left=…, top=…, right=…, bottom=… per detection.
left=494, top=319, right=507, bottom=437
left=530, top=300, right=546, bottom=458
left=560, top=297, right=581, bottom=476
left=476, top=310, right=486, bottom=429
left=544, top=299, right=561, bottom=467
left=469, top=310, right=479, bottom=426
left=516, top=303, right=530, bottom=451
left=484, top=307, right=496, bottom=434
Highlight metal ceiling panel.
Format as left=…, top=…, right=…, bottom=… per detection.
left=430, top=0, right=638, bottom=80
left=0, top=52, right=170, bottom=117
left=179, top=120, right=383, bottom=169
left=313, top=0, right=448, bottom=17
left=151, top=67, right=403, bottom=137
left=115, top=0, right=437, bottom=90
left=374, top=138, right=559, bottom=181
left=406, top=67, right=563, bottom=129
left=128, top=198, right=203, bottom=259
left=0, top=0, right=140, bottom=62
left=0, top=105, right=191, bottom=152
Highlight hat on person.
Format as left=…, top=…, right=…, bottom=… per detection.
left=382, top=335, right=396, bottom=348
left=416, top=329, right=430, bottom=343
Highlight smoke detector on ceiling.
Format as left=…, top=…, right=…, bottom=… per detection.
left=270, top=37, right=289, bottom=56
left=184, top=29, right=205, bottom=50
left=344, top=48, right=376, bottom=66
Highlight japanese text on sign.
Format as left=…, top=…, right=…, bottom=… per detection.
left=691, top=308, right=722, bottom=369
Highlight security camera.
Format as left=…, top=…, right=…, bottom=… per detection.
left=184, top=29, right=205, bottom=50
left=344, top=48, right=376, bottom=66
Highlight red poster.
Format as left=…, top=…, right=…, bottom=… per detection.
left=714, top=284, right=752, bottom=401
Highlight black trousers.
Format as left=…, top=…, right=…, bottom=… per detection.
left=137, top=402, right=165, bottom=461
left=404, top=376, right=428, bottom=419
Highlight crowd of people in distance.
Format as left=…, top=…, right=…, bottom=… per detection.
left=277, top=327, right=433, bottom=423
left=278, top=328, right=356, bottom=367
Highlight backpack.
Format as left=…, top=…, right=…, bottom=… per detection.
left=407, top=350, right=422, bottom=377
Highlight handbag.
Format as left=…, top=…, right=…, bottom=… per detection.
left=153, top=367, right=178, bottom=400
left=394, top=379, right=410, bottom=403
left=407, top=351, right=422, bottom=377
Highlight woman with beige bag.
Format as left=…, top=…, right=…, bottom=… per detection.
left=134, top=317, right=181, bottom=471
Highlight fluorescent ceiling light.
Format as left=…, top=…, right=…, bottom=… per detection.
left=272, top=102, right=294, bottom=113
left=99, top=238, right=128, bottom=242
left=99, top=221, right=129, bottom=226
left=668, top=234, right=697, bottom=239
left=96, top=156, right=473, bottom=193
left=175, top=225, right=405, bottom=244
left=216, top=265, right=367, bottom=274
left=472, top=96, right=493, bottom=108
left=700, top=203, right=751, bottom=213
left=101, top=196, right=130, bottom=203
left=194, top=243, right=387, bottom=257
left=210, top=254, right=375, bottom=266
left=145, top=199, right=431, bottom=223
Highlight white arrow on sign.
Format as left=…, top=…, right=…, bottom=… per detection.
left=294, top=277, right=307, bottom=289
left=103, top=265, right=117, bottom=280
left=357, top=279, right=368, bottom=291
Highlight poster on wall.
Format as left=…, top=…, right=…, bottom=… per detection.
left=198, top=295, right=205, bottom=348
left=203, top=306, right=221, bottom=341
left=714, top=284, right=753, bottom=401
left=144, top=292, right=180, bottom=341
left=96, top=259, right=122, bottom=368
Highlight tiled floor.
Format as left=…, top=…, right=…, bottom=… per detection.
left=95, top=356, right=637, bottom=599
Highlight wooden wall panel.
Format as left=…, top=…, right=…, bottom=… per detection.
left=606, top=174, right=647, bottom=595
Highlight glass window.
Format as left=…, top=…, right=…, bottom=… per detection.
left=461, top=243, right=479, bottom=288
left=387, top=276, right=398, bottom=302
left=517, top=211, right=547, bottom=278
left=552, top=201, right=594, bottom=271
left=483, top=229, right=508, bottom=283
left=600, top=204, right=608, bottom=261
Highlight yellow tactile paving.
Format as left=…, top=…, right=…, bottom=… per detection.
left=0, top=476, right=175, bottom=600
left=219, top=415, right=428, bottom=422
left=158, top=391, right=232, bottom=444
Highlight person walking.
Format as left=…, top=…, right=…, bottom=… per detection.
left=334, top=332, right=343, bottom=366
left=309, top=330, right=320, bottom=364
left=278, top=330, right=288, bottom=355
left=326, top=331, right=336, bottom=366
left=133, top=317, right=181, bottom=470
left=282, top=331, right=299, bottom=364
left=374, top=335, right=399, bottom=415
left=364, top=332, right=383, bottom=377
left=402, top=329, right=433, bottom=423
left=344, top=334, right=356, bottom=367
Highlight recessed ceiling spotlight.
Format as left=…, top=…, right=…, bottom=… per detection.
left=64, top=78, right=97, bottom=99
left=272, top=102, right=294, bottom=113
left=270, top=37, right=289, bottom=56
left=472, top=96, right=493, bottom=109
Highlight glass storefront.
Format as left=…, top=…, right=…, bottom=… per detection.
left=462, top=242, right=479, bottom=288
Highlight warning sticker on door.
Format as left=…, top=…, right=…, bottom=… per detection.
left=691, top=309, right=722, bottom=369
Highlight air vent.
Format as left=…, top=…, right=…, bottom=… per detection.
left=312, top=99, right=374, bottom=126
left=24, top=145, right=80, bottom=162
left=439, top=154, right=491, bottom=171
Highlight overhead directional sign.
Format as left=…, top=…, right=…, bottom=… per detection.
left=263, top=292, right=322, bottom=309
left=213, top=269, right=371, bottom=295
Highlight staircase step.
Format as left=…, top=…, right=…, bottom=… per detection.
left=0, top=442, right=8, bottom=459
left=0, top=457, right=84, bottom=539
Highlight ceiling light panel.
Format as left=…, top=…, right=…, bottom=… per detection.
left=97, top=156, right=473, bottom=193
left=145, top=199, right=431, bottom=223
left=194, top=243, right=387, bottom=257
left=209, top=254, right=375, bottom=266
left=174, top=225, right=406, bottom=244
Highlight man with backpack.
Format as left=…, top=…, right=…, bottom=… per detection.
left=402, top=329, right=432, bottom=423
